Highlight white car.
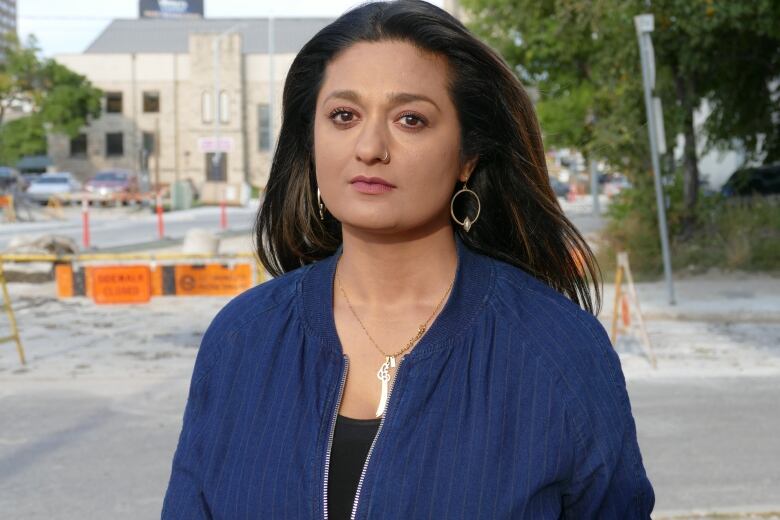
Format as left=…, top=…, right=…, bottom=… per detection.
left=26, top=173, right=83, bottom=204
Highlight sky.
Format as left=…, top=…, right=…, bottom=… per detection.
left=18, top=0, right=444, bottom=57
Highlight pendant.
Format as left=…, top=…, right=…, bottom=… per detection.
left=375, top=355, right=396, bottom=417
left=463, top=216, right=472, bottom=232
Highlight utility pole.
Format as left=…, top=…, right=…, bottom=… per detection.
left=635, top=14, right=676, bottom=305
left=589, top=157, right=600, bottom=215
left=154, top=116, right=161, bottom=192
left=268, top=10, right=276, bottom=154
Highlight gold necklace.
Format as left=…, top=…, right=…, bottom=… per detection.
left=335, top=258, right=455, bottom=417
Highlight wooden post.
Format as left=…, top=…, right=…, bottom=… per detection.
left=0, top=262, right=26, bottom=365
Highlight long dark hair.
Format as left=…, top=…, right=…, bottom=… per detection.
left=254, top=0, right=602, bottom=314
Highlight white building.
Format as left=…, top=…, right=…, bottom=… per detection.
left=0, top=0, right=16, bottom=63
left=49, top=18, right=332, bottom=203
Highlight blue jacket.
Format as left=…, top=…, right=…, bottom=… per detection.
left=162, top=233, right=655, bottom=519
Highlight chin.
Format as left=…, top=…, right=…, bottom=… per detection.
left=339, top=215, right=402, bottom=233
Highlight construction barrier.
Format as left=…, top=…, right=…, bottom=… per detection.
left=2, top=252, right=266, bottom=305
left=0, top=262, right=26, bottom=365
left=610, top=251, right=656, bottom=368
left=45, top=195, right=65, bottom=220
left=56, top=188, right=169, bottom=206
left=54, top=262, right=255, bottom=300
left=0, top=194, right=15, bottom=222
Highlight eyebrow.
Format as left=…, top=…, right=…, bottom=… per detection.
left=323, top=89, right=441, bottom=113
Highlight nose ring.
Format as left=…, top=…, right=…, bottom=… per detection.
left=382, top=150, right=390, bottom=162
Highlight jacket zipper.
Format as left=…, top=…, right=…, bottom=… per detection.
left=322, top=354, right=407, bottom=520
left=349, top=355, right=406, bottom=520
left=323, top=354, right=349, bottom=520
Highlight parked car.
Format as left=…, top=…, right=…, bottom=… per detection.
left=603, top=174, right=632, bottom=198
left=84, top=170, right=140, bottom=204
left=721, top=164, right=780, bottom=197
left=20, top=173, right=41, bottom=190
left=549, top=177, right=571, bottom=198
left=26, top=172, right=83, bottom=204
left=0, top=166, right=23, bottom=193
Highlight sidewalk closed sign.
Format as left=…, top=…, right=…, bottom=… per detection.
left=174, top=264, right=252, bottom=296
left=91, top=266, right=152, bottom=304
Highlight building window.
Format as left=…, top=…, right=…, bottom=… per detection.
left=70, top=133, right=88, bottom=157
left=106, top=92, right=123, bottom=114
left=201, top=92, right=212, bottom=123
left=143, top=91, right=160, bottom=113
left=205, top=152, right=227, bottom=182
left=219, top=91, right=230, bottom=124
left=258, top=104, right=271, bottom=151
left=106, top=132, right=124, bottom=156
left=142, top=131, right=156, bottom=155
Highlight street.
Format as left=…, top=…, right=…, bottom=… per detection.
left=0, top=201, right=259, bottom=251
left=632, top=376, right=780, bottom=516
left=1, top=245, right=780, bottom=517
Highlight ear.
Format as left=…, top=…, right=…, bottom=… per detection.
left=458, top=155, right=479, bottom=183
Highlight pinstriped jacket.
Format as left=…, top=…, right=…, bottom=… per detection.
left=161, top=232, right=655, bottom=519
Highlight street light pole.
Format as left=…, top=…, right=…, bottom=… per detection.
left=635, top=14, right=676, bottom=305
left=268, top=10, right=275, bottom=154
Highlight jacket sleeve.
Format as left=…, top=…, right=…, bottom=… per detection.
left=160, top=319, right=226, bottom=519
left=561, top=320, right=655, bottom=519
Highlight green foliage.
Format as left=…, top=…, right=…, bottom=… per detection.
left=462, top=0, right=780, bottom=274
left=461, top=0, right=780, bottom=169
left=0, top=33, right=102, bottom=165
left=597, top=177, right=780, bottom=278
left=0, top=113, right=47, bottom=161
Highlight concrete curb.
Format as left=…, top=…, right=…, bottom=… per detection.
left=640, top=311, right=780, bottom=324
left=653, top=509, right=780, bottom=519
left=87, top=228, right=253, bottom=254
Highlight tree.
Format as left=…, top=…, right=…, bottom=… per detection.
left=461, top=0, right=780, bottom=234
left=0, top=34, right=102, bottom=165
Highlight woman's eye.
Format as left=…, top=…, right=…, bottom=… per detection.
left=399, top=113, right=427, bottom=129
left=330, top=109, right=355, bottom=124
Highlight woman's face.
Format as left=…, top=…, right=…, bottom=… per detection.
left=313, top=40, right=475, bottom=236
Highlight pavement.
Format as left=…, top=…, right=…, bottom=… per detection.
left=0, top=198, right=779, bottom=518
left=0, top=200, right=260, bottom=252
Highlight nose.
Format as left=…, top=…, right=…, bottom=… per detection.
left=354, top=116, right=389, bottom=165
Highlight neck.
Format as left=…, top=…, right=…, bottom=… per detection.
left=336, top=223, right=458, bottom=310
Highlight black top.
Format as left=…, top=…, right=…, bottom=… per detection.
left=327, top=413, right=382, bottom=519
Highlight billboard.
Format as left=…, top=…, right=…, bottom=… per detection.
left=139, top=0, right=204, bottom=19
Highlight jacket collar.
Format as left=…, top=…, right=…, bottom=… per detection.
left=300, top=231, right=494, bottom=360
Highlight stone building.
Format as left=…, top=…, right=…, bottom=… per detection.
left=0, top=0, right=16, bottom=63
left=49, top=18, right=331, bottom=203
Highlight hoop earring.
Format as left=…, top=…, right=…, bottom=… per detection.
left=317, top=187, right=325, bottom=221
left=450, top=180, right=481, bottom=232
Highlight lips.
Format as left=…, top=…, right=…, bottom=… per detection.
left=349, top=175, right=396, bottom=187
left=349, top=175, right=396, bottom=195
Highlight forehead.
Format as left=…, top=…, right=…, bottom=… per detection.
left=318, top=40, right=451, bottom=104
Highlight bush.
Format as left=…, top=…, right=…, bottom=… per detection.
left=597, top=170, right=780, bottom=279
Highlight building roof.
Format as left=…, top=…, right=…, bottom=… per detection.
left=85, top=18, right=334, bottom=55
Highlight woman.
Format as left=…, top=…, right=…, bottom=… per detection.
left=162, top=1, right=655, bottom=518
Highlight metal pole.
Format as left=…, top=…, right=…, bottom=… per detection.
left=635, top=14, right=676, bottom=305
left=589, top=157, right=600, bottom=215
left=268, top=11, right=275, bottom=153
left=154, top=116, right=161, bottom=192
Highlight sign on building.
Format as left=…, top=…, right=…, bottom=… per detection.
left=139, top=0, right=204, bottom=19
left=197, top=136, right=234, bottom=153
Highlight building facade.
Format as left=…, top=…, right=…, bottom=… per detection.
left=49, top=18, right=331, bottom=203
left=0, top=0, right=17, bottom=63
